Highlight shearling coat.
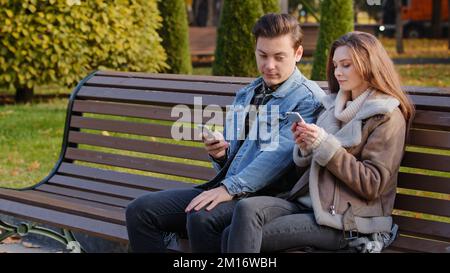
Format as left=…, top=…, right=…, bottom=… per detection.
left=288, top=90, right=407, bottom=234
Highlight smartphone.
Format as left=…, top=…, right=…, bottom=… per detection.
left=285, top=112, right=304, bottom=123
left=197, top=124, right=215, bottom=139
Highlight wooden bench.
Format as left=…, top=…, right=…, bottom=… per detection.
left=0, top=70, right=449, bottom=253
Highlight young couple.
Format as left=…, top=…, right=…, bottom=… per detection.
left=126, top=13, right=414, bottom=253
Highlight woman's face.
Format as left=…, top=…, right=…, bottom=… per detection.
left=333, top=46, right=368, bottom=94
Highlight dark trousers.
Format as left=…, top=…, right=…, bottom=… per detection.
left=222, top=196, right=347, bottom=253
left=125, top=187, right=238, bottom=252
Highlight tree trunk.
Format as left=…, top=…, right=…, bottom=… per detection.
left=395, top=0, right=404, bottom=54
left=432, top=0, right=442, bottom=38
left=206, top=0, right=214, bottom=26
left=15, top=86, right=34, bottom=103
left=193, top=0, right=208, bottom=26
left=279, top=0, right=288, bottom=14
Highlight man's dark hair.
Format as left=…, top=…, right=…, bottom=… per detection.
left=252, top=13, right=303, bottom=49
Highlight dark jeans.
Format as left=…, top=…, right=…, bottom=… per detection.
left=222, top=196, right=348, bottom=253
left=125, top=187, right=237, bottom=253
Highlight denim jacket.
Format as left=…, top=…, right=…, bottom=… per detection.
left=198, top=68, right=325, bottom=196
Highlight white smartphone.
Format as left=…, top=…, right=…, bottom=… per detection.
left=197, top=124, right=215, bottom=139
left=285, top=112, right=304, bottom=123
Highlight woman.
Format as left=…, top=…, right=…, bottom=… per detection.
left=222, top=31, right=414, bottom=253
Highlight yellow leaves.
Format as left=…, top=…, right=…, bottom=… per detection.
left=18, top=73, right=25, bottom=82
left=27, top=161, right=40, bottom=172
left=5, top=9, right=13, bottom=18
left=4, top=74, right=11, bottom=83
left=28, top=5, right=37, bottom=13
left=50, top=54, right=58, bottom=63
left=21, top=28, right=29, bottom=36
left=66, top=0, right=81, bottom=7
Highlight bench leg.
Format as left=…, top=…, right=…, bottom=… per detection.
left=0, top=219, right=85, bottom=253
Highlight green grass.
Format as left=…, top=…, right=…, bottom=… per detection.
left=397, top=64, right=450, bottom=87
left=0, top=99, right=67, bottom=188
left=380, top=38, right=450, bottom=59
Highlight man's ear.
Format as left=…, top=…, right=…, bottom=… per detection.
left=295, top=45, right=303, bottom=63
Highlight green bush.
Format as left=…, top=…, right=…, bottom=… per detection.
left=0, top=0, right=167, bottom=102
left=311, top=0, right=353, bottom=80
left=261, top=0, right=280, bottom=13
left=158, top=0, right=192, bottom=74
left=212, top=0, right=264, bottom=77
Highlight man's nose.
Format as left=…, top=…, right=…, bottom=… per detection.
left=265, top=58, right=276, bottom=70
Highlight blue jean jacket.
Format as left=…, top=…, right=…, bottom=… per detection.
left=198, top=68, right=325, bottom=196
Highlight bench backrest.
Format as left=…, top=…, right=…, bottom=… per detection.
left=34, top=71, right=449, bottom=252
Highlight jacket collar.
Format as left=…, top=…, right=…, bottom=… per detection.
left=321, top=90, right=400, bottom=121
left=264, top=67, right=305, bottom=98
left=318, top=90, right=400, bottom=148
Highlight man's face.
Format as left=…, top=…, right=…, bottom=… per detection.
left=255, top=34, right=303, bottom=87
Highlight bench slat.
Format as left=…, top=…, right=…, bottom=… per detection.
left=48, top=174, right=150, bottom=200
left=70, top=116, right=201, bottom=141
left=22, top=190, right=125, bottom=213
left=403, top=86, right=450, bottom=96
left=398, top=172, right=450, bottom=194
left=72, top=100, right=226, bottom=123
left=394, top=194, right=450, bottom=218
left=94, top=71, right=450, bottom=96
left=389, top=234, right=449, bottom=253
left=409, top=95, right=450, bottom=112
left=95, top=71, right=254, bottom=85
left=0, top=188, right=125, bottom=225
left=393, top=215, right=450, bottom=241
left=412, top=110, right=450, bottom=131
left=65, top=148, right=215, bottom=180
left=86, top=76, right=242, bottom=96
left=36, top=184, right=130, bottom=208
left=77, top=86, right=234, bottom=107
left=408, top=129, right=450, bottom=150
left=68, top=131, right=210, bottom=162
left=57, top=163, right=195, bottom=191
left=0, top=198, right=128, bottom=243
left=401, top=151, right=450, bottom=172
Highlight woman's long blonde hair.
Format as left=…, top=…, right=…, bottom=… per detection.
left=326, top=31, right=414, bottom=121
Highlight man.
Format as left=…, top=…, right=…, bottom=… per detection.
left=125, top=13, right=325, bottom=252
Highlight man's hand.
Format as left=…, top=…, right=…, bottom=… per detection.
left=202, top=131, right=229, bottom=160
left=185, top=186, right=233, bottom=212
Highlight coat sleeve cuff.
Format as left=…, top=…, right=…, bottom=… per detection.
left=293, top=145, right=313, bottom=167
left=313, top=134, right=342, bottom=166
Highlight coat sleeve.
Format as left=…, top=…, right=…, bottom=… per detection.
left=312, top=110, right=407, bottom=201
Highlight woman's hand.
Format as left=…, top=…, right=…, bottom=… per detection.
left=291, top=121, right=321, bottom=150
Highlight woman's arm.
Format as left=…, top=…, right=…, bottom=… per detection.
left=314, top=111, right=407, bottom=201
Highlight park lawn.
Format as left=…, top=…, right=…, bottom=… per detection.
left=0, top=99, right=67, bottom=188
left=380, top=38, right=450, bottom=59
